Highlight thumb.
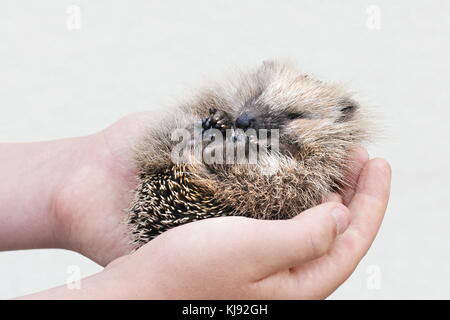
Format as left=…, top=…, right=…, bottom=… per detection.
left=249, top=202, right=351, bottom=278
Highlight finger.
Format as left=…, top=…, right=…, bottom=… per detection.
left=324, top=158, right=391, bottom=280
left=324, top=192, right=343, bottom=203
left=282, top=158, right=391, bottom=298
left=247, top=202, right=350, bottom=280
left=324, top=147, right=368, bottom=205
left=342, top=147, right=369, bottom=205
left=346, top=158, right=391, bottom=240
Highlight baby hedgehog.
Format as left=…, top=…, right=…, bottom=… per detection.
left=127, top=61, right=369, bottom=246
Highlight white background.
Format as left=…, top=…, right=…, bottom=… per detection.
left=1, top=0, right=449, bottom=299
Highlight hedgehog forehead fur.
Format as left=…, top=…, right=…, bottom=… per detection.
left=128, top=60, right=370, bottom=247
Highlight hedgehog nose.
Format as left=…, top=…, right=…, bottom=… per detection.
left=235, top=113, right=255, bottom=129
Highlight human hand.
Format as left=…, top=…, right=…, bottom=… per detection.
left=0, top=112, right=160, bottom=265
left=51, top=113, right=160, bottom=265
left=106, top=154, right=391, bottom=299
left=23, top=150, right=390, bottom=299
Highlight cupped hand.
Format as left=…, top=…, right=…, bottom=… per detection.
left=70, top=152, right=390, bottom=299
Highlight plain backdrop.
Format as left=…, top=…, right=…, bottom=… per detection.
left=1, top=0, right=449, bottom=299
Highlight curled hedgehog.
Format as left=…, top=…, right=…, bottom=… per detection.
left=127, top=61, right=370, bottom=247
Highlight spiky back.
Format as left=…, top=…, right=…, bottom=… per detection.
left=127, top=164, right=232, bottom=245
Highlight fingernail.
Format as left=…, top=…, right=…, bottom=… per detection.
left=330, top=206, right=350, bottom=234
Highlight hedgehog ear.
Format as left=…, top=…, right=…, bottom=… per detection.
left=337, top=98, right=358, bottom=121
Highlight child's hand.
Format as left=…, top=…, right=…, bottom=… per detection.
left=21, top=153, right=391, bottom=299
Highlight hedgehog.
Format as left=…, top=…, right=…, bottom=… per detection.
left=127, top=60, right=370, bottom=247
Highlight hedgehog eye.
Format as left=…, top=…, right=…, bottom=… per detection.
left=338, top=98, right=358, bottom=115
left=286, top=112, right=305, bottom=120
left=340, top=105, right=354, bottom=114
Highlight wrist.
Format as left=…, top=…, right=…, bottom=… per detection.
left=0, top=136, right=89, bottom=250
left=51, top=131, right=136, bottom=265
left=49, top=135, right=96, bottom=249
left=0, top=119, right=138, bottom=264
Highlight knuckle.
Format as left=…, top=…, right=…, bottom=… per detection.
left=305, top=215, right=336, bottom=256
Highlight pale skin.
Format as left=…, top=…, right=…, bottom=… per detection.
left=0, top=113, right=391, bottom=299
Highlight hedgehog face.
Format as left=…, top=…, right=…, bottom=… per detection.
left=201, top=61, right=360, bottom=160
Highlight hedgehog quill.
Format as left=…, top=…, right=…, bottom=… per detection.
left=127, top=61, right=370, bottom=247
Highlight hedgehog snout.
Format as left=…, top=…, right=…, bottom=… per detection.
left=235, top=112, right=256, bottom=129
